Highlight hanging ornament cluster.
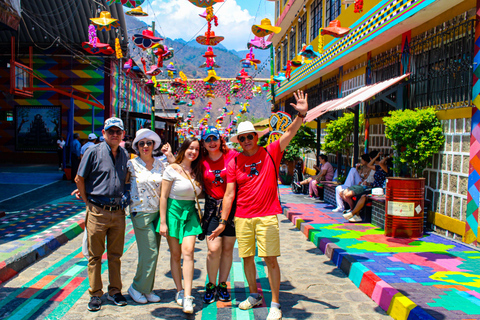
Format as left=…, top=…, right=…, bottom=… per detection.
left=88, top=24, right=97, bottom=48
left=196, top=6, right=223, bottom=46
left=115, top=38, right=123, bottom=59
left=285, top=60, right=292, bottom=80
left=133, top=29, right=163, bottom=50
left=354, top=0, right=364, bottom=13
left=240, top=48, right=261, bottom=70
left=318, top=28, right=324, bottom=54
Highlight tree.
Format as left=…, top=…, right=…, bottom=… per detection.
left=282, top=124, right=317, bottom=162
left=383, top=107, right=444, bottom=178
left=323, top=112, right=364, bottom=169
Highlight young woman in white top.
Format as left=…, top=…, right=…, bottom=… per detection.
left=126, top=129, right=173, bottom=304
left=158, top=137, right=203, bottom=314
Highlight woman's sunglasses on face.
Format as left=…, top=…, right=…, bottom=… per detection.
left=238, top=134, right=255, bottom=143
left=205, top=136, right=219, bottom=143
left=138, top=141, right=153, bottom=148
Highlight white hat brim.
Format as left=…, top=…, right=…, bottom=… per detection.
left=133, top=129, right=162, bottom=152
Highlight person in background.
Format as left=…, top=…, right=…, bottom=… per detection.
left=295, top=154, right=334, bottom=200
left=71, top=133, right=81, bottom=182
left=74, top=117, right=129, bottom=311
left=200, top=126, right=239, bottom=304
left=124, top=141, right=136, bottom=159
left=81, top=133, right=98, bottom=158
left=158, top=137, right=203, bottom=314
left=343, top=151, right=392, bottom=222
left=127, top=128, right=174, bottom=305
left=57, top=135, right=66, bottom=170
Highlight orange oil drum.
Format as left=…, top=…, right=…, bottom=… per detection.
left=385, top=177, right=425, bottom=238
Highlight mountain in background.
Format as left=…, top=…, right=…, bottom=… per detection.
left=125, top=15, right=272, bottom=123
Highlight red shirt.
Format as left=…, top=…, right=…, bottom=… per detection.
left=202, top=149, right=239, bottom=199
left=227, top=140, right=283, bottom=218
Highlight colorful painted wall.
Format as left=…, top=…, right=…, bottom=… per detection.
left=0, top=55, right=106, bottom=155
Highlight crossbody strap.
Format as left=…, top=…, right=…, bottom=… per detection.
left=179, top=166, right=203, bottom=220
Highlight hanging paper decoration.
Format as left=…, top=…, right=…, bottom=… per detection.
left=354, top=0, right=363, bottom=13
left=321, top=20, right=351, bottom=38
left=247, top=35, right=272, bottom=50
left=133, top=29, right=163, bottom=50
left=240, top=48, right=261, bottom=70
left=299, top=45, right=320, bottom=59
left=318, top=28, right=324, bottom=54
left=203, top=47, right=216, bottom=68
left=106, top=0, right=145, bottom=9
left=125, top=6, right=148, bottom=16
left=153, top=44, right=166, bottom=67
left=236, top=69, right=252, bottom=85
left=199, top=61, right=220, bottom=69
left=285, top=60, right=292, bottom=80
left=124, top=59, right=133, bottom=74
left=115, top=38, right=123, bottom=59
left=187, top=0, right=224, bottom=8
left=82, top=38, right=114, bottom=55
left=90, top=11, right=120, bottom=32
left=196, top=31, right=224, bottom=46
left=166, top=63, right=177, bottom=78
left=88, top=24, right=97, bottom=48
left=204, top=70, right=221, bottom=83
left=251, top=18, right=281, bottom=37
left=146, top=65, right=162, bottom=76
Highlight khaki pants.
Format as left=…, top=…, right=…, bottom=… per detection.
left=86, top=202, right=126, bottom=297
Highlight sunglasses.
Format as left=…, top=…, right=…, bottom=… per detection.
left=205, top=136, right=219, bottom=143
left=238, top=134, right=255, bottom=143
left=107, top=129, right=123, bottom=136
left=138, top=141, right=154, bottom=148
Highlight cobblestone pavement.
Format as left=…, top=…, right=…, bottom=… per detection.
left=0, top=211, right=390, bottom=320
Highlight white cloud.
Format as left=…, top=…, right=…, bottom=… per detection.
left=135, top=0, right=273, bottom=51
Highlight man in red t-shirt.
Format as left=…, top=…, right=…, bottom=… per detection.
left=210, top=90, right=308, bottom=320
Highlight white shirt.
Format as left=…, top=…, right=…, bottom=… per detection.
left=81, top=141, right=95, bottom=155
left=163, top=166, right=202, bottom=201
left=57, top=140, right=65, bottom=149
left=128, top=157, right=166, bottom=213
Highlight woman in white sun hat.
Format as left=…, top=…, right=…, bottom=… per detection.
left=126, top=128, right=173, bottom=304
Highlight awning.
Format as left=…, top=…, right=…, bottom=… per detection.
left=304, top=73, right=410, bottom=122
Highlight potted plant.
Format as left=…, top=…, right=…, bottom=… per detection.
left=382, top=107, right=444, bottom=238
left=323, top=112, right=364, bottom=174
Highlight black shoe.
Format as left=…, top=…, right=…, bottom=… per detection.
left=87, top=296, right=102, bottom=311
left=217, top=282, right=231, bottom=302
left=107, top=293, right=127, bottom=306
left=203, top=283, right=216, bottom=304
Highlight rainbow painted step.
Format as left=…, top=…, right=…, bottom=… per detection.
left=282, top=189, right=480, bottom=320
left=0, top=200, right=85, bottom=284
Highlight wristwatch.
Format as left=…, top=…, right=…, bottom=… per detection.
left=219, top=219, right=227, bottom=225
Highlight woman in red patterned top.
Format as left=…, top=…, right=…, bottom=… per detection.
left=200, top=126, right=239, bottom=304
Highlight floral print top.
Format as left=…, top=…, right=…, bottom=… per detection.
left=127, top=157, right=165, bottom=213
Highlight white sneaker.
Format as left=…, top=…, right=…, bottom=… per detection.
left=175, top=289, right=184, bottom=306
left=238, top=295, right=263, bottom=310
left=267, top=307, right=283, bottom=320
left=128, top=285, right=147, bottom=304
left=332, top=207, right=344, bottom=212
left=343, top=212, right=354, bottom=220
left=145, top=292, right=161, bottom=303
left=349, top=215, right=363, bottom=223
left=182, top=295, right=194, bottom=314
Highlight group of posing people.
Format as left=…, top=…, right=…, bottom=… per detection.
left=73, top=90, right=309, bottom=320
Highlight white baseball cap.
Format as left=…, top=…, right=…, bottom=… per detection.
left=230, top=121, right=265, bottom=143
left=88, top=133, right=98, bottom=141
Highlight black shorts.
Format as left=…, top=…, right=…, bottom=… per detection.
left=206, top=216, right=236, bottom=237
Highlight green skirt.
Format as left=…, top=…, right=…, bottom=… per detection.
left=156, top=198, right=201, bottom=244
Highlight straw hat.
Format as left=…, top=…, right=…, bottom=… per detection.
left=203, top=70, right=221, bottom=83
left=240, top=53, right=261, bottom=64
left=299, top=45, right=320, bottom=59
left=252, top=18, right=281, bottom=37
left=247, top=35, right=272, bottom=50
left=125, top=6, right=148, bottom=16
left=196, top=31, right=224, bottom=46
left=321, top=20, right=351, bottom=38
left=230, top=121, right=265, bottom=143
left=90, top=11, right=119, bottom=31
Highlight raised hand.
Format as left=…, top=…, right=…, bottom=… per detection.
left=290, top=90, right=308, bottom=115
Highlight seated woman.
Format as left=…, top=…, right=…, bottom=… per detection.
left=339, top=157, right=374, bottom=211
left=297, top=155, right=334, bottom=199
left=333, top=154, right=372, bottom=212
left=343, top=151, right=392, bottom=222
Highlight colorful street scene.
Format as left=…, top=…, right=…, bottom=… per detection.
left=1, top=0, right=480, bottom=319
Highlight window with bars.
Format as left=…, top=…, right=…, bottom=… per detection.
left=282, top=39, right=288, bottom=69
left=298, top=14, right=307, bottom=51
left=289, top=27, right=296, bottom=60
left=325, top=0, right=341, bottom=27
left=322, top=76, right=339, bottom=101
left=305, top=83, right=323, bottom=110
left=276, top=47, right=281, bottom=73
left=310, top=0, right=323, bottom=42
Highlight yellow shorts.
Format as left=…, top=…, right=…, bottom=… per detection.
left=234, top=215, right=280, bottom=258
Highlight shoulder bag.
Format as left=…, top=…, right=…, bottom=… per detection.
left=180, top=166, right=203, bottom=220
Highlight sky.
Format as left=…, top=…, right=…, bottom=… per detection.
left=132, top=0, right=275, bottom=51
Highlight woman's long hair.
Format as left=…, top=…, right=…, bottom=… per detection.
left=174, top=137, right=203, bottom=187
left=201, top=136, right=230, bottom=157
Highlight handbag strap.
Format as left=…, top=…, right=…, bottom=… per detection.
left=179, top=166, right=202, bottom=220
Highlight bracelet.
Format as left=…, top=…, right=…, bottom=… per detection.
left=219, top=219, right=227, bottom=225
left=297, top=112, right=307, bottom=119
